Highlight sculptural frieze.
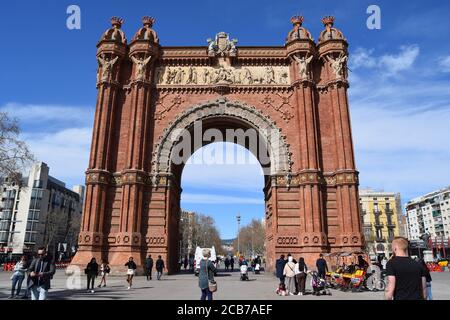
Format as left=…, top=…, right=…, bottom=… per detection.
left=155, top=65, right=290, bottom=86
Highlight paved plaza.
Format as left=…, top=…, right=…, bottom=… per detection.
left=1, top=269, right=449, bottom=300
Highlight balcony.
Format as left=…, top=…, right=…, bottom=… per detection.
left=374, top=221, right=384, bottom=228
left=386, top=220, right=396, bottom=228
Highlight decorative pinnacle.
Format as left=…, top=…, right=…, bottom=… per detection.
left=291, top=16, right=304, bottom=26
left=111, top=16, right=124, bottom=28
left=322, top=16, right=335, bottom=27
left=142, top=16, right=156, bottom=27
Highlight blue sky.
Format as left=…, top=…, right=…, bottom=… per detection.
left=1, top=1, right=450, bottom=238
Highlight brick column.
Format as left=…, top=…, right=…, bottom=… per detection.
left=110, top=17, right=161, bottom=268
left=317, top=16, right=363, bottom=250
left=287, top=38, right=328, bottom=252
left=72, top=17, right=127, bottom=266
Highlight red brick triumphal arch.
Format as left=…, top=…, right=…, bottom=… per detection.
left=72, top=15, right=364, bottom=274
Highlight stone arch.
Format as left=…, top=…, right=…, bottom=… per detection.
left=152, top=98, right=293, bottom=176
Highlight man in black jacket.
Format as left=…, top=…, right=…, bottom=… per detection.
left=156, top=255, right=165, bottom=280
left=316, top=254, right=328, bottom=279
left=145, top=255, right=154, bottom=280
left=275, top=254, right=287, bottom=284
left=28, top=247, right=56, bottom=300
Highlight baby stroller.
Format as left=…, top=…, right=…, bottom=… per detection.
left=254, top=263, right=261, bottom=274
left=310, top=271, right=332, bottom=296
left=240, top=264, right=249, bottom=281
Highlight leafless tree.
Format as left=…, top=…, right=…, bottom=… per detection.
left=232, top=219, right=265, bottom=258
left=180, top=212, right=225, bottom=256
left=0, top=111, right=34, bottom=185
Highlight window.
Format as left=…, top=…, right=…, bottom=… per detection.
left=27, top=210, right=40, bottom=221
left=24, top=232, right=36, bottom=243
left=26, top=221, right=39, bottom=231
left=33, top=180, right=43, bottom=188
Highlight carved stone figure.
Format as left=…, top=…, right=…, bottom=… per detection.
left=293, top=54, right=313, bottom=79
left=233, top=69, right=241, bottom=84
left=264, top=66, right=276, bottom=84
left=203, top=68, right=210, bottom=84
left=242, top=68, right=253, bottom=85
left=155, top=67, right=164, bottom=84
left=97, top=55, right=119, bottom=82
left=165, top=68, right=174, bottom=84
left=279, top=71, right=289, bottom=84
left=174, top=67, right=185, bottom=84
left=131, top=55, right=152, bottom=80
left=327, top=53, right=348, bottom=79
left=186, top=67, right=198, bottom=84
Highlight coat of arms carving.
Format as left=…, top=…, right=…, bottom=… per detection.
left=207, top=32, right=238, bottom=57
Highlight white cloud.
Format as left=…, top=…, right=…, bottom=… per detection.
left=23, top=127, right=92, bottom=186
left=0, top=103, right=93, bottom=127
left=349, top=47, right=450, bottom=203
left=0, top=103, right=94, bottom=187
left=380, top=45, right=420, bottom=75
left=350, top=45, right=420, bottom=76
left=182, top=142, right=265, bottom=192
left=438, top=56, right=450, bottom=73
left=351, top=48, right=376, bottom=69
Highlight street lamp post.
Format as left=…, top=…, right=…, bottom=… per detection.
left=237, top=214, right=241, bottom=256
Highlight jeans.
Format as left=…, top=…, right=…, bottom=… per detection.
left=87, top=274, right=96, bottom=290
left=201, top=288, right=213, bottom=300
left=426, top=282, right=433, bottom=300
left=157, top=269, right=163, bottom=280
left=279, top=275, right=286, bottom=285
left=318, top=270, right=326, bottom=279
left=30, top=286, right=48, bottom=300
left=296, top=273, right=307, bottom=294
left=145, top=268, right=152, bottom=280
left=11, top=274, right=25, bottom=296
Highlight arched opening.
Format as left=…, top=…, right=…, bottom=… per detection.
left=152, top=99, right=292, bottom=273
left=179, top=142, right=265, bottom=267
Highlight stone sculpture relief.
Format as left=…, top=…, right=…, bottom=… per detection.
left=293, top=54, right=313, bottom=80
left=155, top=65, right=290, bottom=86
left=131, top=55, right=152, bottom=80
left=326, top=53, right=348, bottom=79
left=97, top=55, right=119, bottom=82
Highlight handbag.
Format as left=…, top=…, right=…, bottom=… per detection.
left=209, top=280, right=217, bottom=292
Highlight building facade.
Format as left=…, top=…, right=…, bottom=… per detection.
left=73, top=15, right=364, bottom=273
left=179, top=210, right=196, bottom=259
left=406, top=187, right=450, bottom=240
left=359, top=189, right=402, bottom=259
left=0, top=163, right=84, bottom=259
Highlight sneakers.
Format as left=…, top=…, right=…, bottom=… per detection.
left=298, top=292, right=304, bottom=296
left=7, top=296, right=14, bottom=299
left=91, top=290, right=95, bottom=293
left=103, top=284, right=106, bottom=287
left=127, top=286, right=131, bottom=290
left=97, top=285, right=101, bottom=288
